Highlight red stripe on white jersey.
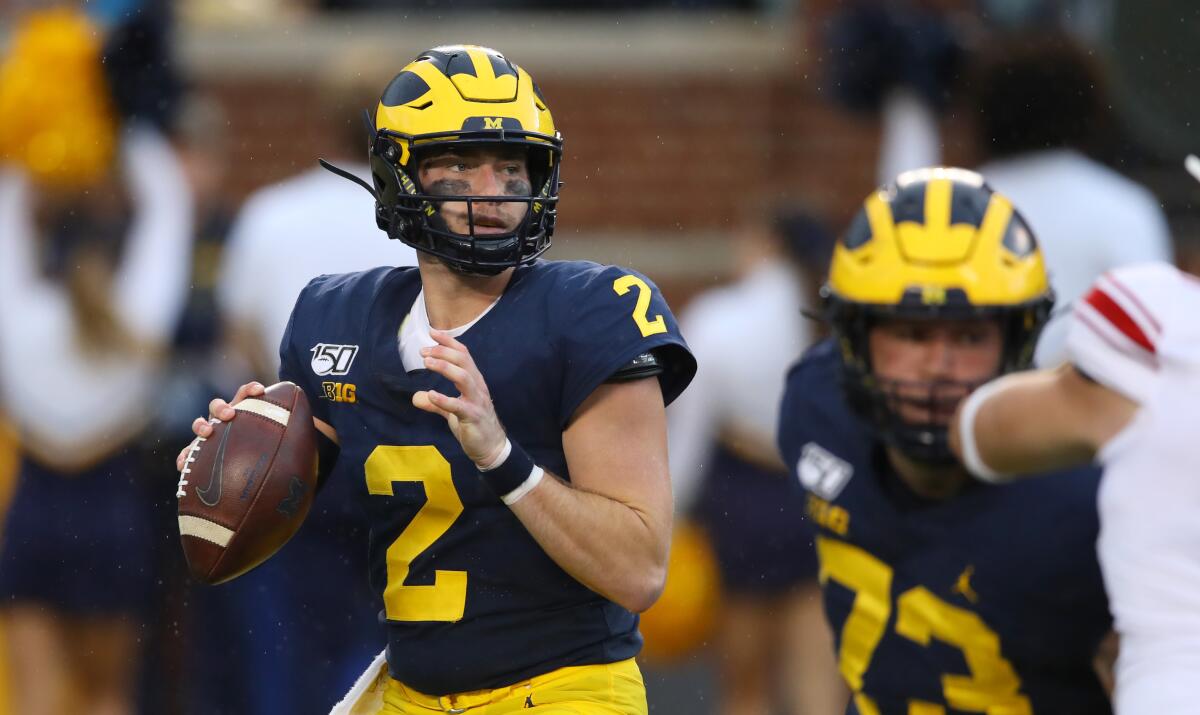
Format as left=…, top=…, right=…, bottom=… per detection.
left=1083, top=286, right=1157, bottom=355
left=1073, top=304, right=1158, bottom=369
left=1102, top=272, right=1163, bottom=335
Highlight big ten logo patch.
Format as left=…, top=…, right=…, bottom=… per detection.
left=806, top=496, right=854, bottom=537
left=322, top=382, right=357, bottom=403
left=806, top=494, right=850, bottom=536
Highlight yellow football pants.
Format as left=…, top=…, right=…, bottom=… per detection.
left=379, top=658, right=648, bottom=714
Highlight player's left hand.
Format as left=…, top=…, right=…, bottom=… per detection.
left=413, top=329, right=508, bottom=467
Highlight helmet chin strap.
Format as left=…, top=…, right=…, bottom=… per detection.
left=882, top=425, right=959, bottom=466
left=318, top=158, right=376, bottom=198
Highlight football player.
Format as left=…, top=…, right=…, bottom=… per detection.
left=178, top=45, right=695, bottom=713
left=950, top=261, right=1200, bottom=714
left=777, top=168, right=1113, bottom=714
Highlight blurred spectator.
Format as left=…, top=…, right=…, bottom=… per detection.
left=966, top=32, right=1172, bottom=366
left=828, top=4, right=1173, bottom=366
left=98, top=0, right=183, bottom=133
left=136, top=91, right=238, bottom=714
left=664, top=210, right=846, bottom=715
left=186, top=54, right=417, bottom=714
left=157, top=93, right=239, bottom=440
left=825, top=1, right=965, bottom=185
left=0, top=7, right=193, bottom=715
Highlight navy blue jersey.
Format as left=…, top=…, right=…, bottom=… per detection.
left=279, top=260, right=695, bottom=695
left=777, top=339, right=1111, bottom=715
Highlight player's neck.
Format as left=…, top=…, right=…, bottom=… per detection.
left=418, top=253, right=514, bottom=330
left=885, top=447, right=970, bottom=500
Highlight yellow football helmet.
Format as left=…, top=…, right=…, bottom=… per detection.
left=824, top=167, right=1053, bottom=461
left=323, top=45, right=562, bottom=275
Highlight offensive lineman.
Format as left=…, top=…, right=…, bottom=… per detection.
left=778, top=168, right=1113, bottom=714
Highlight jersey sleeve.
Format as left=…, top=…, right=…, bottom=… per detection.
left=277, top=278, right=334, bottom=426
left=777, top=357, right=825, bottom=481
left=556, top=265, right=697, bottom=425
left=1066, top=263, right=1175, bottom=403
left=776, top=365, right=807, bottom=478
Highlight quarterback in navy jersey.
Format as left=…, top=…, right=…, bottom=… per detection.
left=181, top=45, right=694, bottom=713
left=777, top=168, right=1112, bottom=715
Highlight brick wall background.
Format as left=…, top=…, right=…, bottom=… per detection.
left=183, top=6, right=1179, bottom=305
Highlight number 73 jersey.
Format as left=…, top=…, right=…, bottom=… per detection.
left=278, top=260, right=695, bottom=697
left=778, top=341, right=1112, bottom=715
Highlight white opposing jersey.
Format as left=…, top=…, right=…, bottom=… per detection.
left=1065, top=261, right=1200, bottom=402
left=1071, top=262, right=1200, bottom=714
left=1095, top=365, right=1200, bottom=714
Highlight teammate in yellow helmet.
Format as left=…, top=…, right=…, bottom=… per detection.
left=777, top=168, right=1114, bottom=714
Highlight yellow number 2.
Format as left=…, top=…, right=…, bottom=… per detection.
left=613, top=274, right=668, bottom=337
left=365, top=445, right=467, bottom=622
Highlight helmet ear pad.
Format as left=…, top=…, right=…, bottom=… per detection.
left=369, top=136, right=406, bottom=233
left=369, top=136, right=446, bottom=253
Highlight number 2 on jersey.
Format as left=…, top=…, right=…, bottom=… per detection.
left=365, top=445, right=467, bottom=622
left=817, top=536, right=1032, bottom=715
left=613, top=274, right=668, bottom=337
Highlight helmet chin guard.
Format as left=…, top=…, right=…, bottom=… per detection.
left=840, top=356, right=988, bottom=465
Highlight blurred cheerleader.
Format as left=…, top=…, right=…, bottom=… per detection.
left=0, top=8, right=192, bottom=715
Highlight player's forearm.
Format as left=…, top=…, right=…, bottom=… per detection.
left=951, top=368, right=1097, bottom=479
left=509, top=469, right=670, bottom=613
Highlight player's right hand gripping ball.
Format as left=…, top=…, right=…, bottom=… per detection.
left=176, top=382, right=318, bottom=584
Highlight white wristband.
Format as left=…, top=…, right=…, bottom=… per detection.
left=957, top=379, right=1010, bottom=484
left=501, top=465, right=545, bottom=506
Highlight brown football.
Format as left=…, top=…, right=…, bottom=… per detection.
left=176, top=381, right=318, bottom=584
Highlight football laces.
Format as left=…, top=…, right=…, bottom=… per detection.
left=176, top=418, right=219, bottom=498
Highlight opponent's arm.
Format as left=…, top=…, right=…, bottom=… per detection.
left=948, top=364, right=1138, bottom=480
left=414, top=330, right=671, bottom=613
